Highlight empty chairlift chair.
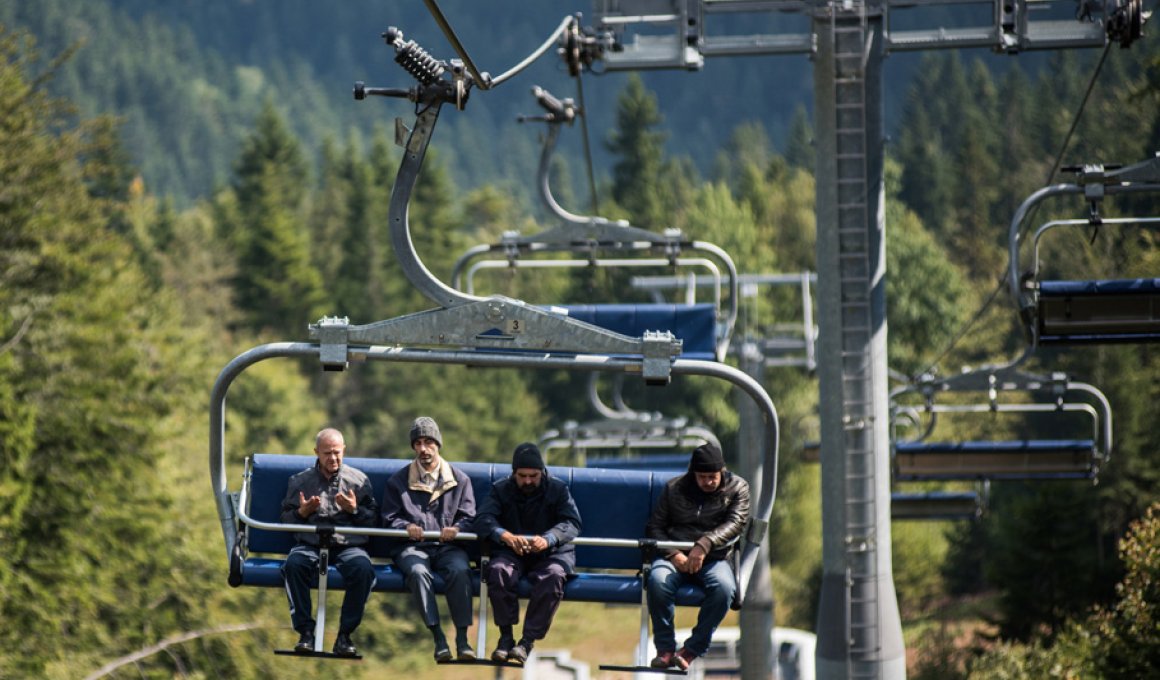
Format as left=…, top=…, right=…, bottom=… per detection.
left=890, top=368, right=1112, bottom=483
left=1008, top=156, right=1160, bottom=346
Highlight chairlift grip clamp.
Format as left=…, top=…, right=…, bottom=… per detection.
left=312, top=316, right=351, bottom=371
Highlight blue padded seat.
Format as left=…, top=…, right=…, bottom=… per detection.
left=240, top=454, right=708, bottom=605
left=1038, top=278, right=1160, bottom=344
left=893, top=440, right=1096, bottom=481
left=559, top=303, right=717, bottom=360
left=890, top=491, right=981, bottom=521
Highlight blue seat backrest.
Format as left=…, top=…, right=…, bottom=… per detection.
left=559, top=303, right=717, bottom=360
left=1039, top=278, right=1160, bottom=296
left=588, top=453, right=689, bottom=475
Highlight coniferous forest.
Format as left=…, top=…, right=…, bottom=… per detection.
left=1, top=1, right=1158, bottom=678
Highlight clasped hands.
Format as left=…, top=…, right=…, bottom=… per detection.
left=501, top=531, right=548, bottom=555
left=669, top=544, right=707, bottom=574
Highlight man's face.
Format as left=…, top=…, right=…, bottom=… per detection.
left=515, top=468, right=542, bottom=495
left=694, top=470, right=722, bottom=493
left=412, top=436, right=440, bottom=471
left=315, top=435, right=345, bottom=477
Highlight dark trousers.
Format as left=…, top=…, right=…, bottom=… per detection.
left=282, top=544, right=376, bottom=635
left=485, top=553, right=566, bottom=641
left=394, top=543, right=474, bottom=628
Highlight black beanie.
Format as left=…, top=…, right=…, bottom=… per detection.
left=512, top=442, right=545, bottom=471
left=690, top=443, right=725, bottom=472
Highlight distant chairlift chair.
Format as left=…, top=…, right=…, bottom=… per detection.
left=1008, top=155, right=1160, bottom=346
left=890, top=368, right=1112, bottom=483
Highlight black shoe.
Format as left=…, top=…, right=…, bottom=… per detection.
left=294, top=630, right=315, bottom=654
left=332, top=631, right=358, bottom=657
left=490, top=636, right=516, bottom=663
left=457, top=642, right=476, bottom=660
left=509, top=639, right=533, bottom=666
left=434, top=638, right=452, bottom=663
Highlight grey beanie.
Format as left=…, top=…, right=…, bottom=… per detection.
left=410, top=416, right=442, bottom=447
left=512, top=442, right=545, bottom=471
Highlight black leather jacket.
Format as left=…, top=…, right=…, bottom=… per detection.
left=646, top=470, right=750, bottom=560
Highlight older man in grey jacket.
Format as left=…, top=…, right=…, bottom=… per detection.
left=280, top=428, right=378, bottom=657
left=381, top=417, right=478, bottom=662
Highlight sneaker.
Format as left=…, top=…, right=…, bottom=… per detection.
left=332, top=631, right=358, bottom=657
left=650, top=651, right=676, bottom=669
left=433, top=638, right=453, bottom=663
left=457, top=642, right=477, bottom=660
left=509, top=639, right=534, bottom=666
left=674, top=647, right=696, bottom=671
left=294, top=630, right=315, bottom=654
left=490, top=636, right=516, bottom=662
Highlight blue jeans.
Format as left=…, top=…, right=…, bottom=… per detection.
left=282, top=544, right=376, bottom=635
left=646, top=557, right=736, bottom=657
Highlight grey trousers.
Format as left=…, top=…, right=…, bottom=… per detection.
left=394, top=543, right=474, bottom=628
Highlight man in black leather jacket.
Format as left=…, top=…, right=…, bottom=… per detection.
left=645, top=443, right=750, bottom=671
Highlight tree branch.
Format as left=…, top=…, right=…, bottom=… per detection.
left=0, top=313, right=34, bottom=355
left=83, top=622, right=267, bottom=680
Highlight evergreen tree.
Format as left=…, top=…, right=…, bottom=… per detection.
left=606, top=74, right=668, bottom=227
left=225, top=99, right=325, bottom=337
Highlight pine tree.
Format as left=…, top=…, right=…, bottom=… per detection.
left=226, top=99, right=325, bottom=337
left=606, top=74, right=668, bottom=227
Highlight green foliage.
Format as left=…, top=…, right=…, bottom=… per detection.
left=1090, top=502, right=1160, bottom=677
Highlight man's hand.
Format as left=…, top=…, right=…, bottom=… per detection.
left=501, top=531, right=530, bottom=555
left=669, top=551, right=690, bottom=574
left=407, top=523, right=424, bottom=541
left=297, top=491, right=321, bottom=519
left=685, top=545, right=707, bottom=574
left=440, top=527, right=459, bottom=542
left=526, top=535, right=549, bottom=553
left=335, top=488, right=358, bottom=513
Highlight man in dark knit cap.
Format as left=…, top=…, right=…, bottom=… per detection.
left=381, top=417, right=477, bottom=662
left=645, top=443, right=750, bottom=671
left=474, top=442, right=582, bottom=666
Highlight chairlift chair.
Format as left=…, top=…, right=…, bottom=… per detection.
left=1008, top=155, right=1160, bottom=346
left=213, top=27, right=781, bottom=671
left=449, top=84, right=740, bottom=363
left=890, top=368, right=1112, bottom=482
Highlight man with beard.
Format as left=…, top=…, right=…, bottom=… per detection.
left=474, top=442, right=582, bottom=666
left=645, top=443, right=750, bottom=671
left=279, top=428, right=378, bottom=657
left=381, top=417, right=478, bottom=662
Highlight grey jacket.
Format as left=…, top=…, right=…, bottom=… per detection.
left=646, top=470, right=750, bottom=560
left=279, top=462, right=379, bottom=547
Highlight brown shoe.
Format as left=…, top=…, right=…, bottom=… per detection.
left=674, top=647, right=696, bottom=670
left=650, top=651, right=676, bottom=668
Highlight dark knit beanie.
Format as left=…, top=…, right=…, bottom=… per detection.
left=410, top=416, right=442, bottom=447
left=690, top=443, right=725, bottom=472
left=512, top=442, right=545, bottom=471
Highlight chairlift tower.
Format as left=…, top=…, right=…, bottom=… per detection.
left=586, top=1, right=1146, bottom=678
